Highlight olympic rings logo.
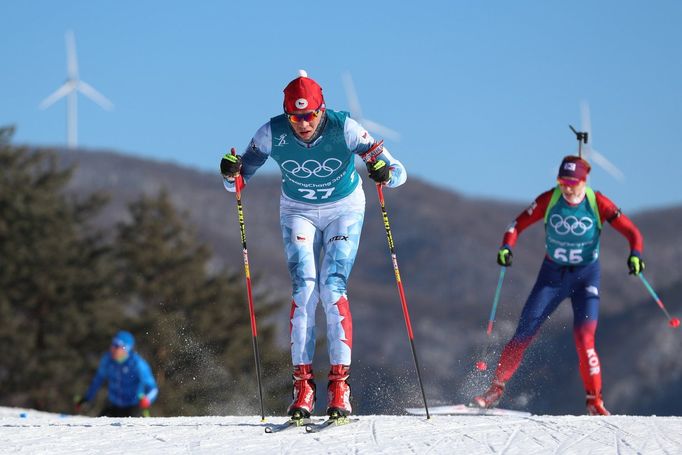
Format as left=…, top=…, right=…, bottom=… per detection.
left=549, top=214, right=594, bottom=236
left=281, top=158, right=343, bottom=179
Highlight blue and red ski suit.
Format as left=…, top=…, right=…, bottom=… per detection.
left=493, top=187, right=643, bottom=397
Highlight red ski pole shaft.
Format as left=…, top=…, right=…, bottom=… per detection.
left=375, top=183, right=430, bottom=419
left=230, top=148, right=266, bottom=420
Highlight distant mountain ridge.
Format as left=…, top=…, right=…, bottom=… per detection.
left=57, top=147, right=682, bottom=416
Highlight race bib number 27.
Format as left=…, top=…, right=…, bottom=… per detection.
left=298, top=188, right=335, bottom=200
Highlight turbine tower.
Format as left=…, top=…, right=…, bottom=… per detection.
left=39, top=30, right=113, bottom=149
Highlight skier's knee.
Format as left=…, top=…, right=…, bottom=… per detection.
left=292, top=276, right=316, bottom=296
left=320, top=274, right=347, bottom=302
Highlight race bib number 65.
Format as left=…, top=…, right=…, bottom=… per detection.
left=553, top=248, right=583, bottom=264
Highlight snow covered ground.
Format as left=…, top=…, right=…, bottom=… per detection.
left=1, top=407, right=681, bottom=454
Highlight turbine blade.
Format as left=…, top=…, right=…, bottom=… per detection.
left=77, top=81, right=114, bottom=110
left=342, top=71, right=363, bottom=119
left=590, top=148, right=625, bottom=181
left=579, top=100, right=624, bottom=181
left=39, top=82, right=74, bottom=109
left=66, top=30, right=78, bottom=79
left=361, top=118, right=401, bottom=142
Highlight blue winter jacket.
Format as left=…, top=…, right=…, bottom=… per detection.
left=84, top=352, right=159, bottom=407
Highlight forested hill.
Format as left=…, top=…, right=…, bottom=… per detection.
left=59, top=147, right=682, bottom=416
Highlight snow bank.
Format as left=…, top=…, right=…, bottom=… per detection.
left=1, top=407, right=680, bottom=454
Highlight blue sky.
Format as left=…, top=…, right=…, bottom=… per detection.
left=2, top=1, right=681, bottom=212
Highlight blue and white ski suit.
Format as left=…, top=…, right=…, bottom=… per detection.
left=224, top=110, right=406, bottom=366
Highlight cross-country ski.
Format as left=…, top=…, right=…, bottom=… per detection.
left=406, top=404, right=531, bottom=418
left=264, top=417, right=320, bottom=433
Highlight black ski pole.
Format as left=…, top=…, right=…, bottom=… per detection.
left=228, top=147, right=266, bottom=421
left=362, top=142, right=430, bottom=419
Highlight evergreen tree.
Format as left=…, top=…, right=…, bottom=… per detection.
left=112, top=190, right=286, bottom=416
left=0, top=127, right=120, bottom=411
left=0, top=126, right=288, bottom=416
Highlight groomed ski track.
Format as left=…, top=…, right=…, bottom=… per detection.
left=2, top=408, right=681, bottom=454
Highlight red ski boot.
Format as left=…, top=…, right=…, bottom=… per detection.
left=470, top=380, right=506, bottom=409
left=287, top=364, right=316, bottom=419
left=586, top=393, right=610, bottom=416
left=326, top=365, right=352, bottom=417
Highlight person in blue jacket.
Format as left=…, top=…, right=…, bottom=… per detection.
left=76, top=331, right=159, bottom=417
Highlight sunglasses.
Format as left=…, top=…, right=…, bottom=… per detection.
left=558, top=178, right=583, bottom=187
left=287, top=109, right=323, bottom=124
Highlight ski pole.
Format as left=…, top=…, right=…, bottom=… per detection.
left=487, top=267, right=507, bottom=336
left=476, top=267, right=507, bottom=372
left=637, top=273, right=680, bottom=328
left=373, top=181, right=430, bottom=419
left=228, top=147, right=266, bottom=421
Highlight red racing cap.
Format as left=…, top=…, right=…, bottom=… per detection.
left=558, top=155, right=591, bottom=185
left=283, top=70, right=325, bottom=113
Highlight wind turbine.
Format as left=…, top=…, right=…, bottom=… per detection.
left=39, top=30, right=113, bottom=149
left=569, top=101, right=625, bottom=182
left=341, top=71, right=400, bottom=142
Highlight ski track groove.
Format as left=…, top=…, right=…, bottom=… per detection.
left=614, top=430, right=623, bottom=455
left=436, top=420, right=469, bottom=453
left=498, top=427, right=520, bottom=455
left=518, top=421, right=559, bottom=451
left=600, top=420, right=641, bottom=454
left=463, top=432, right=496, bottom=454
left=552, top=425, right=601, bottom=454
left=528, top=417, right=575, bottom=442
left=281, top=430, right=302, bottom=455
left=417, top=418, right=443, bottom=454
left=646, top=418, right=677, bottom=454
left=424, top=432, right=459, bottom=455
left=599, top=419, right=639, bottom=439
left=506, top=418, right=563, bottom=453
left=369, top=418, right=379, bottom=447
left=534, top=417, right=625, bottom=452
left=394, top=420, right=422, bottom=454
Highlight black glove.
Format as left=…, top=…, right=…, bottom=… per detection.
left=497, top=246, right=513, bottom=267
left=220, top=154, right=242, bottom=178
left=628, top=254, right=645, bottom=275
left=366, top=159, right=391, bottom=183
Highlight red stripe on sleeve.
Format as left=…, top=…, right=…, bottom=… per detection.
left=502, top=189, right=554, bottom=248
